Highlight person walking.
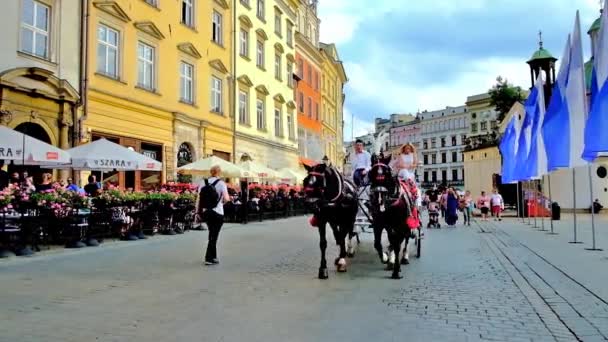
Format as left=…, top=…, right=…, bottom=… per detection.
left=490, top=189, right=504, bottom=221
left=461, top=190, right=473, bottom=226
left=477, top=191, right=491, bottom=221
left=196, top=165, right=230, bottom=266
left=445, top=188, right=459, bottom=226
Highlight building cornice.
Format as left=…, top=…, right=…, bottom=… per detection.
left=236, top=132, right=298, bottom=153
left=295, top=33, right=323, bottom=65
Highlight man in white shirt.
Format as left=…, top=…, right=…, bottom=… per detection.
left=196, top=165, right=230, bottom=265
left=490, top=189, right=504, bottom=221
left=352, top=139, right=371, bottom=187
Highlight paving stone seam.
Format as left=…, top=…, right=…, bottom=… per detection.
left=478, top=223, right=578, bottom=341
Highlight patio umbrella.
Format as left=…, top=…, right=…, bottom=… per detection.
left=0, top=125, right=70, bottom=165
left=238, top=160, right=278, bottom=179
left=277, top=168, right=307, bottom=184
left=63, top=138, right=162, bottom=171
left=177, top=156, right=250, bottom=178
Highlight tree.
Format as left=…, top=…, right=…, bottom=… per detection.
left=489, top=76, right=524, bottom=123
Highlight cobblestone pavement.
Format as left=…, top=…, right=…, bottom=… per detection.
left=0, top=216, right=597, bottom=342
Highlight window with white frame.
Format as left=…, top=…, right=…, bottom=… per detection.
left=287, top=112, right=294, bottom=139
left=137, top=42, right=155, bottom=90
left=182, top=0, right=194, bottom=27
left=256, top=40, right=264, bottom=68
left=21, top=0, right=50, bottom=59
left=274, top=11, right=282, bottom=36
left=307, top=97, right=312, bottom=118
left=257, top=0, right=265, bottom=20
left=256, top=99, right=265, bottom=130
left=211, top=76, right=223, bottom=113
left=212, top=11, right=222, bottom=45
left=286, top=21, right=293, bottom=47
left=180, top=62, right=194, bottom=103
left=274, top=54, right=281, bottom=80
left=97, top=25, right=119, bottom=78
left=287, top=62, right=293, bottom=87
left=239, top=29, right=249, bottom=57
left=298, top=92, right=304, bottom=112
left=274, top=108, right=282, bottom=137
left=239, top=91, right=249, bottom=124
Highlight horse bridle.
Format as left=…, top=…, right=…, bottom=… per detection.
left=305, top=168, right=343, bottom=204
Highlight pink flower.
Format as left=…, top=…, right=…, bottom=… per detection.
left=7, top=204, right=13, bottom=209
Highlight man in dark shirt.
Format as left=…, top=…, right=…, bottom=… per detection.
left=0, top=160, right=8, bottom=189
left=84, top=175, right=100, bottom=197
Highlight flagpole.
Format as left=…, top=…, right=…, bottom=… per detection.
left=547, top=173, right=557, bottom=234
left=524, top=181, right=532, bottom=226
left=533, top=180, right=538, bottom=228
left=540, top=178, right=547, bottom=231
left=569, top=168, right=582, bottom=243
left=585, top=164, right=602, bottom=251
left=516, top=181, right=522, bottom=222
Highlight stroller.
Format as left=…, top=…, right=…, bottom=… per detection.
left=427, top=201, right=441, bottom=228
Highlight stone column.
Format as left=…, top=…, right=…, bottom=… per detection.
left=58, top=103, right=72, bottom=181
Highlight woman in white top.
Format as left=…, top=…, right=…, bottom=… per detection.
left=391, top=143, right=418, bottom=182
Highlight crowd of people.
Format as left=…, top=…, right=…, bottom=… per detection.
left=420, top=187, right=505, bottom=227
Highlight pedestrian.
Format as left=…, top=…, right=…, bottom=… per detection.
left=461, top=190, right=473, bottom=226
left=490, top=189, right=504, bottom=221
left=36, top=173, right=53, bottom=192
left=477, top=191, right=491, bottom=221
left=445, top=188, right=459, bottom=226
left=196, top=165, right=230, bottom=266
left=440, top=189, right=448, bottom=218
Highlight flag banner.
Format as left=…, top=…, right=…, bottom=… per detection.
left=583, top=1, right=608, bottom=160
left=543, top=35, right=570, bottom=171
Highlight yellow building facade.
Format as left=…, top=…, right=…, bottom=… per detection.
left=234, top=0, right=300, bottom=170
left=319, top=43, right=347, bottom=170
left=84, top=0, right=233, bottom=189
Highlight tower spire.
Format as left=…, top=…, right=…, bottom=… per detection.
left=538, top=30, right=543, bottom=49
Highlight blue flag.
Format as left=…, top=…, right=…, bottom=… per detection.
left=499, top=115, right=518, bottom=183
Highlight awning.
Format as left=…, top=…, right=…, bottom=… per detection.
left=61, top=139, right=162, bottom=171
left=178, top=156, right=250, bottom=178
left=0, top=125, right=71, bottom=165
left=299, top=157, right=318, bottom=167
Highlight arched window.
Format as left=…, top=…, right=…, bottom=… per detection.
left=177, top=143, right=193, bottom=167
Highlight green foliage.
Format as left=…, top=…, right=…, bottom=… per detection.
left=489, top=76, right=524, bottom=123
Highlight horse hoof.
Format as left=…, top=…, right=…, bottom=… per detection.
left=401, top=258, right=410, bottom=265
left=318, top=268, right=329, bottom=279
left=337, top=266, right=347, bottom=273
left=391, top=273, right=403, bottom=280
left=346, top=252, right=354, bottom=258
left=381, top=252, right=389, bottom=264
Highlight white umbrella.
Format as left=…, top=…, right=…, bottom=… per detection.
left=238, top=160, right=277, bottom=179
left=277, top=168, right=307, bottom=184
left=178, top=156, right=250, bottom=178
left=64, top=138, right=162, bottom=171
left=0, top=125, right=70, bottom=165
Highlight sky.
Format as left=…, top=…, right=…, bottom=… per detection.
left=316, top=0, right=602, bottom=139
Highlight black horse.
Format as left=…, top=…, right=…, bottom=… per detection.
left=303, top=163, right=358, bottom=279
left=368, top=154, right=414, bottom=279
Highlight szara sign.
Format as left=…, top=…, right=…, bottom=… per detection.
left=93, top=159, right=133, bottom=168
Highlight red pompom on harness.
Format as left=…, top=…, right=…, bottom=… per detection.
left=398, top=180, right=421, bottom=230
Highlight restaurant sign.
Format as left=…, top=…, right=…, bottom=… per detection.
left=93, top=159, right=133, bottom=168
left=0, top=147, right=22, bottom=158
left=142, top=150, right=157, bottom=160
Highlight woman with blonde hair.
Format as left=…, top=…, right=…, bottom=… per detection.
left=390, top=143, right=418, bottom=182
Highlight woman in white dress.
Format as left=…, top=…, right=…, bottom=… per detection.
left=391, top=143, right=418, bottom=182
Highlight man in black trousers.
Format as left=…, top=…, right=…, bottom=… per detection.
left=196, top=165, right=230, bottom=265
